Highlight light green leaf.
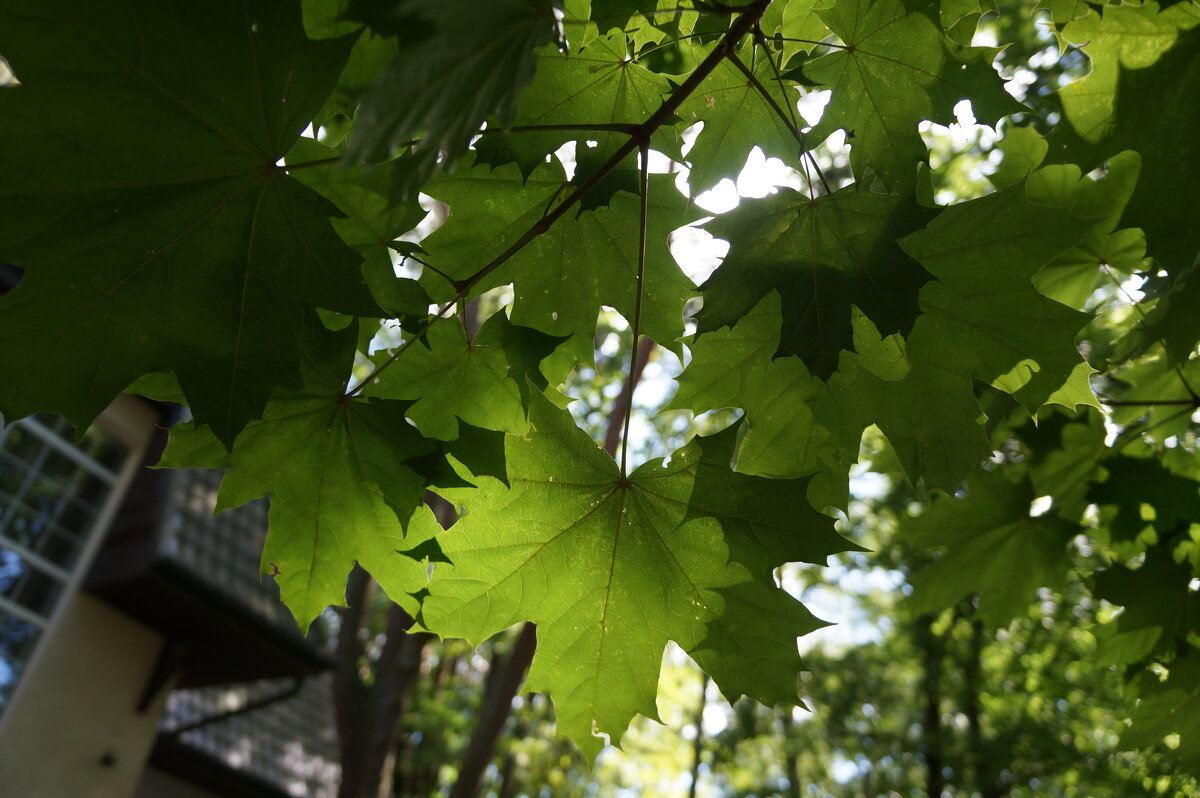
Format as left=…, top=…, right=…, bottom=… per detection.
left=804, top=0, right=1021, bottom=192
left=698, top=185, right=934, bottom=379
left=424, top=394, right=843, bottom=757
left=217, top=393, right=444, bottom=628
left=367, top=311, right=563, bottom=440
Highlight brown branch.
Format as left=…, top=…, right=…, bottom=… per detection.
left=1099, top=397, right=1200, bottom=407
left=916, top=614, right=945, bottom=798
left=335, top=566, right=373, bottom=798
left=604, top=336, right=657, bottom=457
left=448, top=623, right=538, bottom=798
left=346, top=0, right=776, bottom=397
left=687, top=673, right=710, bottom=798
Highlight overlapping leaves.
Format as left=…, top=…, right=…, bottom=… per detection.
left=423, top=394, right=843, bottom=758
left=0, top=0, right=379, bottom=445
left=4, top=0, right=1198, bottom=766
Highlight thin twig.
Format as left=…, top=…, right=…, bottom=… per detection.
left=397, top=252, right=456, bottom=287
left=775, top=36, right=848, bottom=50
left=1099, top=397, right=1200, bottom=408
left=346, top=0, right=775, bottom=397
left=620, top=140, right=652, bottom=476
left=498, top=123, right=640, bottom=135
left=278, top=155, right=343, bottom=172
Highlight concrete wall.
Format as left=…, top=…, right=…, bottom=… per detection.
left=0, top=592, right=173, bottom=798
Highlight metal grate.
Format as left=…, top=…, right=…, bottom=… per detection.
left=166, top=674, right=341, bottom=797
left=157, top=467, right=341, bottom=794
left=159, top=468, right=295, bottom=627
left=0, top=414, right=128, bottom=712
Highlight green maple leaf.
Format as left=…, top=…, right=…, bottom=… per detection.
left=697, top=185, right=934, bottom=379
left=761, top=0, right=832, bottom=67
left=677, top=46, right=805, bottom=195
left=0, top=0, right=381, bottom=445
left=287, top=138, right=432, bottom=317
left=803, top=0, right=1021, bottom=192
left=900, top=181, right=1096, bottom=411
left=1124, top=650, right=1200, bottom=777
left=670, top=294, right=853, bottom=507
left=302, top=0, right=400, bottom=128
left=163, top=392, right=445, bottom=629
left=1049, top=3, right=1200, bottom=360
left=365, top=312, right=564, bottom=440
left=798, top=182, right=1096, bottom=490
left=674, top=292, right=928, bottom=508
left=1053, top=2, right=1200, bottom=271
left=1095, top=550, right=1200, bottom=651
left=1085, top=456, right=1200, bottom=543
left=155, top=320, right=451, bottom=628
left=995, top=136, right=1147, bottom=309
left=474, top=28, right=676, bottom=182
left=344, top=0, right=559, bottom=194
left=420, top=158, right=696, bottom=369
left=904, top=470, right=1079, bottom=627
left=423, top=395, right=842, bottom=757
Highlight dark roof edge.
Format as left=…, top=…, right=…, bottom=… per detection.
left=149, top=734, right=321, bottom=798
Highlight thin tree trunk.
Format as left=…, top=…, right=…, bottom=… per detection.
left=364, top=609, right=433, bottom=798
left=603, top=336, right=656, bottom=456
left=337, top=492, right=456, bottom=798
left=963, top=617, right=1002, bottom=798
left=916, top=614, right=945, bottom=798
left=780, top=709, right=802, bottom=798
left=448, top=623, right=538, bottom=798
left=335, top=566, right=373, bottom=798
left=687, top=673, right=709, bottom=798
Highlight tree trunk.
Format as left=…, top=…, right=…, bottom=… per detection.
left=602, top=336, right=656, bottom=457
left=335, top=566, right=373, bottom=798
left=336, top=493, right=455, bottom=798
left=780, top=709, right=802, bottom=798
left=916, top=614, right=945, bottom=798
left=448, top=623, right=538, bottom=798
left=687, top=673, right=709, bottom=798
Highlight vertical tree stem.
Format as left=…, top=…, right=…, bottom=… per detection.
left=448, top=623, right=538, bottom=798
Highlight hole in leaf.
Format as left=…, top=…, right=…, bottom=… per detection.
left=0, top=55, right=19, bottom=86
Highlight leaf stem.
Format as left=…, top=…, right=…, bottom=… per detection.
left=346, top=0, right=776, bottom=397
left=620, top=140, right=652, bottom=476
left=775, top=36, right=849, bottom=50
left=727, top=49, right=831, bottom=195
left=276, top=155, right=343, bottom=172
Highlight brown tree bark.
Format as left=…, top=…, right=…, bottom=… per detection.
left=334, top=494, right=454, bottom=798
left=448, top=623, right=538, bottom=798
left=916, top=614, right=945, bottom=798
left=602, top=336, right=656, bottom=457
left=687, top=673, right=709, bottom=798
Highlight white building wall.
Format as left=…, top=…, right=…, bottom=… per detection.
left=0, top=592, right=173, bottom=798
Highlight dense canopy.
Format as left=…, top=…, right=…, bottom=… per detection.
left=1, top=0, right=1198, bottom=775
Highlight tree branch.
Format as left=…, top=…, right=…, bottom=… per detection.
left=448, top=623, right=538, bottom=798
left=346, top=0, right=776, bottom=397
left=1099, top=397, right=1200, bottom=407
